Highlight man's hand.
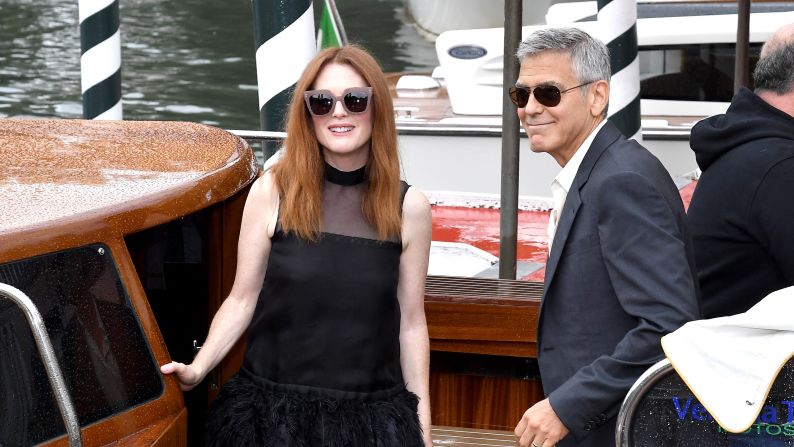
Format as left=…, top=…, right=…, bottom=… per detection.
left=514, top=398, right=569, bottom=447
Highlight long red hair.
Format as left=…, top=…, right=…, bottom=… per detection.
left=272, top=45, right=402, bottom=242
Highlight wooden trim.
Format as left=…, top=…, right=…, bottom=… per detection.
left=430, top=371, right=544, bottom=431
left=425, top=275, right=541, bottom=357
left=212, top=187, right=252, bottom=401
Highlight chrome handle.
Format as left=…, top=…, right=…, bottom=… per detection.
left=0, top=282, right=83, bottom=447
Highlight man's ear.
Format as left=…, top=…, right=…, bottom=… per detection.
left=590, top=80, right=610, bottom=118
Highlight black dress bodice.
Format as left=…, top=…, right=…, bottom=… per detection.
left=242, top=164, right=408, bottom=395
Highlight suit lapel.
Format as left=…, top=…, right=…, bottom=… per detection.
left=541, top=122, right=623, bottom=301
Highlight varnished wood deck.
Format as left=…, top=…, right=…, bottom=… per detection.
left=432, top=426, right=515, bottom=446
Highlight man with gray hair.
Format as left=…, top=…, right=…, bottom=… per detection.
left=687, top=22, right=794, bottom=319
left=510, top=27, right=700, bottom=446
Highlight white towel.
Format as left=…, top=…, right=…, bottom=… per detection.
left=661, top=285, right=794, bottom=433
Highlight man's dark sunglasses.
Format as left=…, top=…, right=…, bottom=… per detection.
left=304, top=87, right=373, bottom=116
left=508, top=81, right=595, bottom=108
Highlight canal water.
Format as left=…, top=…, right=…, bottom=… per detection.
left=0, top=0, right=437, bottom=130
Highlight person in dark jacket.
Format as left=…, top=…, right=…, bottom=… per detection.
left=687, top=22, right=794, bottom=319
left=510, top=28, right=700, bottom=447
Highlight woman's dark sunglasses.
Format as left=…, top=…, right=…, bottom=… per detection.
left=304, top=87, right=373, bottom=116
left=508, top=81, right=595, bottom=108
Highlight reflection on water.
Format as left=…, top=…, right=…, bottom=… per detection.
left=0, top=0, right=436, bottom=130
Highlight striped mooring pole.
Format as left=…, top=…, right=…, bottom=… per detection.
left=597, top=0, right=641, bottom=140
left=79, top=0, right=122, bottom=120
left=252, top=0, right=316, bottom=157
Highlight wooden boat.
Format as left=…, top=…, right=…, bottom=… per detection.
left=0, top=119, right=257, bottom=446
left=0, top=119, right=547, bottom=445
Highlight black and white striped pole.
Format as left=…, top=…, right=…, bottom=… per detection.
left=597, top=0, right=641, bottom=140
left=79, top=0, right=122, bottom=120
left=252, top=0, right=315, bottom=157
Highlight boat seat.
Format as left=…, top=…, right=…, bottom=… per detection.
left=615, top=358, right=794, bottom=446
left=431, top=425, right=515, bottom=446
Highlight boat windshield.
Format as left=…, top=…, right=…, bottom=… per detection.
left=640, top=42, right=763, bottom=102
left=0, top=244, right=163, bottom=446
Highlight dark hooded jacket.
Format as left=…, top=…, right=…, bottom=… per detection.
left=687, top=87, right=794, bottom=318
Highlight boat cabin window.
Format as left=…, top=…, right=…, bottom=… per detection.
left=639, top=43, right=762, bottom=102
left=0, top=244, right=163, bottom=446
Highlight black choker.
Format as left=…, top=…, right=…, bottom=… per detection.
left=324, top=162, right=367, bottom=186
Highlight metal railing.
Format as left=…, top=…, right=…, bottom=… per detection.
left=614, top=358, right=673, bottom=447
left=0, top=282, right=83, bottom=447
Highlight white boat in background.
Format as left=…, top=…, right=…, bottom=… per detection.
left=403, top=0, right=560, bottom=38
left=394, top=1, right=794, bottom=197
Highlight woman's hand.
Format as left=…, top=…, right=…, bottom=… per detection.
left=160, top=361, right=203, bottom=391
left=158, top=175, right=277, bottom=394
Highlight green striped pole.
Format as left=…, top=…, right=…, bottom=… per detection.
left=597, top=0, right=641, bottom=140
left=79, top=0, right=122, bottom=120
left=252, top=0, right=315, bottom=158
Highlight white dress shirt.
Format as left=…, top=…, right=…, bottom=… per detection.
left=547, top=120, right=607, bottom=254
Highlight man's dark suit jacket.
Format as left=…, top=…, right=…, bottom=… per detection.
left=540, top=121, right=701, bottom=446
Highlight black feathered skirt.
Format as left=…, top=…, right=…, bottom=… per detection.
left=205, top=369, right=424, bottom=447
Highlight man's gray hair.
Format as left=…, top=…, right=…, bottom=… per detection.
left=753, top=39, right=794, bottom=95
left=515, top=28, right=611, bottom=118
left=516, top=27, right=611, bottom=87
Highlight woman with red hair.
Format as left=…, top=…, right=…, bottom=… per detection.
left=161, top=45, right=432, bottom=446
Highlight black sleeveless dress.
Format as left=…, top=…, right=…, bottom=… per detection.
left=205, top=163, right=423, bottom=447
